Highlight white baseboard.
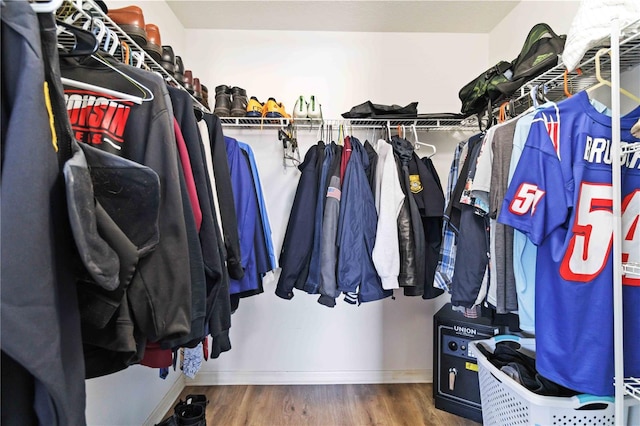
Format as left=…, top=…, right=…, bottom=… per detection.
left=143, top=374, right=186, bottom=426
left=185, top=369, right=432, bottom=386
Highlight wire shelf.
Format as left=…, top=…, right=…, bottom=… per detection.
left=624, top=377, right=640, bottom=402
left=623, top=263, right=640, bottom=277
left=219, top=116, right=479, bottom=130
left=56, top=0, right=210, bottom=113
left=498, top=20, right=640, bottom=115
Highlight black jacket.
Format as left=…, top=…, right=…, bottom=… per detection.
left=203, top=113, right=244, bottom=280
left=60, top=54, right=192, bottom=343
left=409, top=154, right=445, bottom=299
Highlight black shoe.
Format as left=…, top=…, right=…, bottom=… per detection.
left=155, top=414, right=179, bottom=426
left=214, top=84, right=232, bottom=117
left=230, top=86, right=248, bottom=117
left=174, top=403, right=205, bottom=426
left=174, top=56, right=185, bottom=85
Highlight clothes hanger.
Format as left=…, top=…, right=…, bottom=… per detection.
left=530, top=85, right=541, bottom=108
left=102, top=27, right=120, bottom=56
left=131, top=51, right=145, bottom=68
left=120, top=41, right=130, bottom=65
left=587, top=48, right=640, bottom=104
left=411, top=124, right=436, bottom=157
left=60, top=52, right=151, bottom=105
left=563, top=69, right=582, bottom=98
left=56, top=19, right=99, bottom=57
left=31, top=0, right=64, bottom=13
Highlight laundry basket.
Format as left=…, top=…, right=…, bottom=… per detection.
left=470, top=336, right=618, bottom=426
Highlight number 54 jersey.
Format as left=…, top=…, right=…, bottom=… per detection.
left=499, top=91, right=640, bottom=397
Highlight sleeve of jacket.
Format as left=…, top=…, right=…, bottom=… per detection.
left=372, top=146, right=405, bottom=290
left=129, top=108, right=191, bottom=342
left=225, top=136, right=259, bottom=294
left=206, top=114, right=244, bottom=280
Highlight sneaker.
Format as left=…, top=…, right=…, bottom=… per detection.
left=262, top=97, right=290, bottom=119
left=230, top=86, right=248, bottom=117
left=246, top=96, right=263, bottom=117
left=307, top=95, right=322, bottom=119
left=292, top=96, right=307, bottom=119
left=214, top=84, right=231, bottom=117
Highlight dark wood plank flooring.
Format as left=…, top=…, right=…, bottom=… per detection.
left=164, top=384, right=481, bottom=425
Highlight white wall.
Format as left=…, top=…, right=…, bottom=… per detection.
left=180, top=29, right=484, bottom=386
left=183, top=29, right=489, bottom=118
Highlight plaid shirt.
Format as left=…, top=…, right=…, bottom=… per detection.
left=434, top=139, right=468, bottom=292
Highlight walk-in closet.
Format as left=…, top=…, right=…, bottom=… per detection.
left=2, top=1, right=639, bottom=425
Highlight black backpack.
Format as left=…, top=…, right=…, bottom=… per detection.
left=496, top=23, right=566, bottom=96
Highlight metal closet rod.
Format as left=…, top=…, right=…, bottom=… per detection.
left=219, top=117, right=478, bottom=130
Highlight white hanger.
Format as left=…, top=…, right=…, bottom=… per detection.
left=31, top=0, right=64, bottom=13
left=103, top=28, right=119, bottom=56
left=130, top=51, right=145, bottom=68
left=61, top=77, right=143, bottom=104
left=412, top=124, right=436, bottom=157
left=92, top=52, right=153, bottom=99
left=587, top=48, right=640, bottom=104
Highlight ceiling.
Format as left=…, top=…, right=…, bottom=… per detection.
left=166, top=1, right=521, bottom=33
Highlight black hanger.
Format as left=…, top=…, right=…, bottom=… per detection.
left=56, top=19, right=99, bottom=57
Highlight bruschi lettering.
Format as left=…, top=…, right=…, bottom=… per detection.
left=64, top=90, right=132, bottom=149
left=583, top=135, right=640, bottom=169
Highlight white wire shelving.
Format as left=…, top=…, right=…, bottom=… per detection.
left=500, top=20, right=640, bottom=115
left=219, top=116, right=479, bottom=130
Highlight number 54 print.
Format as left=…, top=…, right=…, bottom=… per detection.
left=559, top=182, right=639, bottom=285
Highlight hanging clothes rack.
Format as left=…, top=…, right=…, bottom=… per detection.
left=607, top=19, right=640, bottom=424
left=55, top=0, right=211, bottom=113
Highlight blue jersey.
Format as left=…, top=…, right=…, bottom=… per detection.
left=499, top=91, right=640, bottom=396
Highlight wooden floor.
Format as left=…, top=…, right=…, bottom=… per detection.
left=164, top=384, right=481, bottom=425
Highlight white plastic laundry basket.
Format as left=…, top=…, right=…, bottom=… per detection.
left=470, top=336, right=618, bottom=426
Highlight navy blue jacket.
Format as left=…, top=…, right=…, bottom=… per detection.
left=337, top=138, right=392, bottom=303
left=276, top=142, right=324, bottom=299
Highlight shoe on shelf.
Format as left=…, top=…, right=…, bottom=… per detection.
left=263, top=97, right=290, bottom=119
left=231, top=86, right=248, bottom=117
left=108, top=5, right=147, bottom=47
left=201, top=85, right=210, bottom=110
left=307, top=95, right=322, bottom=120
left=183, top=70, right=194, bottom=94
left=174, top=56, right=185, bottom=84
left=214, top=84, right=232, bottom=117
left=246, top=96, right=264, bottom=117
left=293, top=95, right=307, bottom=119
left=193, top=78, right=203, bottom=102
left=144, top=24, right=162, bottom=62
